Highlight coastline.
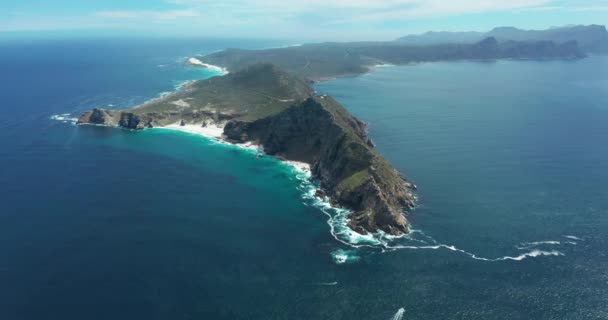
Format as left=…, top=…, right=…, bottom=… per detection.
left=154, top=123, right=312, bottom=175
left=150, top=122, right=390, bottom=262
left=51, top=51, right=582, bottom=265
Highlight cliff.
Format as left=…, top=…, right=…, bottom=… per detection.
left=78, top=64, right=416, bottom=236
left=224, top=96, right=416, bottom=235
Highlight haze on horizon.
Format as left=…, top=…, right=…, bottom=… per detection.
left=1, top=0, right=607, bottom=41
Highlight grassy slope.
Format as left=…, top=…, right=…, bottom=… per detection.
left=131, top=63, right=314, bottom=121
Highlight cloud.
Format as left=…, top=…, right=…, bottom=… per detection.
left=1, top=0, right=604, bottom=40
left=164, top=0, right=556, bottom=22
left=96, top=9, right=200, bottom=20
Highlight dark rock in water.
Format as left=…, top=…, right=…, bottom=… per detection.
left=118, top=113, right=142, bottom=129
left=315, top=189, right=326, bottom=200
left=78, top=108, right=120, bottom=126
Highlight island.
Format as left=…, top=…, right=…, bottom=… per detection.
left=78, top=34, right=589, bottom=236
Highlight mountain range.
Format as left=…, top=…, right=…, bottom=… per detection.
left=397, top=24, right=608, bottom=53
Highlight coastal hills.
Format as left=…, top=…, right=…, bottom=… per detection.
left=78, top=64, right=417, bottom=235
left=397, top=25, right=608, bottom=54
left=78, top=26, right=603, bottom=236
left=202, top=35, right=585, bottom=81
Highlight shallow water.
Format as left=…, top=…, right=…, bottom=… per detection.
left=1, top=39, right=607, bottom=319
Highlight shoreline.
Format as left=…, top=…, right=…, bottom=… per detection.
left=154, top=123, right=313, bottom=175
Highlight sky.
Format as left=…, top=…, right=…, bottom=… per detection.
left=1, top=0, right=607, bottom=41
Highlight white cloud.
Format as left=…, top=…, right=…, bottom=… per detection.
left=164, top=0, right=556, bottom=20
left=96, top=9, right=200, bottom=20
left=1, top=0, right=604, bottom=40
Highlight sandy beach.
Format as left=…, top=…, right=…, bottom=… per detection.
left=158, top=122, right=312, bottom=174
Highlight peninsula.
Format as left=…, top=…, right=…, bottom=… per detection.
left=78, top=64, right=416, bottom=235
left=78, top=35, right=588, bottom=236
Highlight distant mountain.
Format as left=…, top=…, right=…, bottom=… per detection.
left=397, top=25, right=608, bottom=53
left=397, top=31, right=483, bottom=46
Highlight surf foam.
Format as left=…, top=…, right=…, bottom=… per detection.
left=50, top=114, right=78, bottom=125
left=187, top=58, right=229, bottom=74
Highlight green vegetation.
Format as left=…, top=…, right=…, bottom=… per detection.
left=133, top=63, right=314, bottom=121
left=338, top=169, right=369, bottom=191
left=202, top=37, right=585, bottom=81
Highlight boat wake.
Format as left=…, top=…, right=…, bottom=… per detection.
left=391, top=308, right=405, bottom=320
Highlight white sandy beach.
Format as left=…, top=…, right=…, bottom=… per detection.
left=161, top=123, right=225, bottom=139
left=158, top=122, right=312, bottom=174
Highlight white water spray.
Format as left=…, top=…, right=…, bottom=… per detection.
left=391, top=308, right=405, bottom=320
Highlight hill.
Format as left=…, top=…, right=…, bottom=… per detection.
left=202, top=37, right=584, bottom=81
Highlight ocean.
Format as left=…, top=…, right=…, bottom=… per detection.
left=1, top=38, right=607, bottom=319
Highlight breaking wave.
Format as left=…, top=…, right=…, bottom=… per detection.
left=50, top=114, right=78, bottom=125
left=288, top=164, right=573, bottom=264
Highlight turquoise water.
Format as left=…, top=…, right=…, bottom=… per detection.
left=1, top=39, right=607, bottom=319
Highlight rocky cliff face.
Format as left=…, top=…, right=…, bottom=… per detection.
left=224, top=96, right=416, bottom=235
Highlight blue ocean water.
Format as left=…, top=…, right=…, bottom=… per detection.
left=1, top=39, right=607, bottom=319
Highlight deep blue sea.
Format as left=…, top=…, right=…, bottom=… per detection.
left=1, top=38, right=607, bottom=319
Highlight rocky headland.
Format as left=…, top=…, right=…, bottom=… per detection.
left=77, top=31, right=596, bottom=236
left=78, top=63, right=416, bottom=235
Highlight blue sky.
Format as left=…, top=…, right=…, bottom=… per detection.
left=1, top=0, right=607, bottom=41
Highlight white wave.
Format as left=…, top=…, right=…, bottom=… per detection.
left=187, top=58, right=228, bottom=74
left=391, top=308, right=405, bottom=320
left=517, top=241, right=561, bottom=250
left=331, top=249, right=360, bottom=264
left=499, top=250, right=564, bottom=261
left=50, top=114, right=78, bottom=124
left=173, top=80, right=195, bottom=91
left=292, top=170, right=569, bottom=263
left=315, top=282, right=338, bottom=286
left=283, top=160, right=311, bottom=175
left=564, top=235, right=583, bottom=241
left=385, top=243, right=564, bottom=262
